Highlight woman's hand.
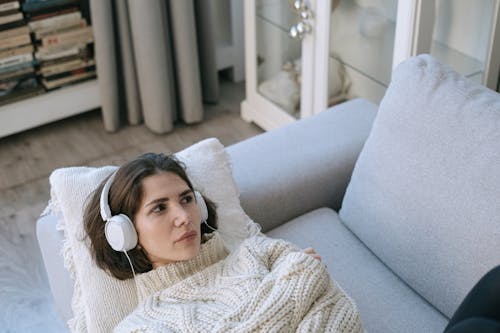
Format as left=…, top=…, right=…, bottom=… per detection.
left=303, top=247, right=322, bottom=261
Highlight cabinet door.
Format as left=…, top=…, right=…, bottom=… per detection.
left=244, top=0, right=318, bottom=130
left=393, top=0, right=500, bottom=91
left=323, top=0, right=398, bottom=106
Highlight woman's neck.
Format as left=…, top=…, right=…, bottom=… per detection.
left=135, top=232, right=227, bottom=302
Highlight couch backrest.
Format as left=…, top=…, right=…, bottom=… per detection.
left=339, top=54, right=500, bottom=317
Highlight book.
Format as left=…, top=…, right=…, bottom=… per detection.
left=0, top=11, right=22, bottom=25
left=39, top=57, right=93, bottom=75
left=0, top=19, right=24, bottom=30
left=38, top=50, right=91, bottom=66
left=34, top=42, right=90, bottom=60
left=28, top=10, right=80, bottom=31
left=0, top=25, right=28, bottom=39
left=0, top=60, right=32, bottom=73
left=41, top=69, right=95, bottom=89
left=0, top=44, right=33, bottom=59
left=0, top=64, right=33, bottom=80
left=0, top=84, right=44, bottom=106
left=43, top=63, right=95, bottom=81
left=41, top=25, right=92, bottom=48
left=28, top=5, right=77, bottom=20
left=0, top=52, right=32, bottom=70
left=34, top=17, right=85, bottom=39
left=0, top=67, right=34, bottom=81
left=0, top=33, right=31, bottom=51
left=22, top=0, right=79, bottom=13
left=0, top=1, right=20, bottom=13
left=0, top=74, right=37, bottom=97
left=0, top=8, right=19, bottom=16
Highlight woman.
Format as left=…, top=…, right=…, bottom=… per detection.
left=84, top=152, right=364, bottom=332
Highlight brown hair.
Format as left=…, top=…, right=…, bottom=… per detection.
left=83, top=153, right=217, bottom=280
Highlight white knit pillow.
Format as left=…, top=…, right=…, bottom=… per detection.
left=47, top=138, right=258, bottom=332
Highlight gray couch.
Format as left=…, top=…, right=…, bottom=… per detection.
left=37, top=54, right=500, bottom=332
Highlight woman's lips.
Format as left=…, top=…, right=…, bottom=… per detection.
left=175, top=230, right=197, bottom=243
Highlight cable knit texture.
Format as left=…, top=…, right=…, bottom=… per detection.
left=115, top=233, right=363, bottom=333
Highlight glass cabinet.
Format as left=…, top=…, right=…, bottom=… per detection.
left=242, top=0, right=307, bottom=130
left=242, top=0, right=500, bottom=131
left=328, top=0, right=398, bottom=105
left=242, top=0, right=398, bottom=131
left=394, top=0, right=500, bottom=89
left=255, top=1, right=302, bottom=119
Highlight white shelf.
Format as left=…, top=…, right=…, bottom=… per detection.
left=431, top=41, right=484, bottom=79
left=0, top=79, right=100, bottom=138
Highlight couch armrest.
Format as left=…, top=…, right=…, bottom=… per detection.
left=226, top=98, right=377, bottom=232
left=36, top=213, right=73, bottom=327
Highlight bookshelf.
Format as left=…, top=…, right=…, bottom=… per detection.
left=0, top=78, right=98, bottom=137
left=0, top=0, right=105, bottom=138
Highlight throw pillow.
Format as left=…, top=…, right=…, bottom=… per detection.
left=339, top=54, right=500, bottom=317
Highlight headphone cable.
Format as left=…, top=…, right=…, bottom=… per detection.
left=123, top=250, right=140, bottom=301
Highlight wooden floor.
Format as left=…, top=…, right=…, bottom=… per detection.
left=0, top=79, right=262, bottom=332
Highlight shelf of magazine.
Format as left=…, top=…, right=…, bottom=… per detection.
left=0, top=0, right=96, bottom=108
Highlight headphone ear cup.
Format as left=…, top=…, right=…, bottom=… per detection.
left=105, top=214, right=138, bottom=252
left=194, top=191, right=209, bottom=223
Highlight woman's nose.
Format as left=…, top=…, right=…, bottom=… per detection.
left=172, top=204, right=189, bottom=227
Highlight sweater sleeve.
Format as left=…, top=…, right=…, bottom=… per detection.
left=295, top=280, right=364, bottom=333
left=247, top=233, right=302, bottom=271
left=245, top=235, right=364, bottom=332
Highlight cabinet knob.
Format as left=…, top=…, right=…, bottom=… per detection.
left=293, top=0, right=306, bottom=11
left=289, top=21, right=312, bottom=39
left=289, top=0, right=313, bottom=40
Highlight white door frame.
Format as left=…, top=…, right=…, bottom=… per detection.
left=392, top=0, right=435, bottom=70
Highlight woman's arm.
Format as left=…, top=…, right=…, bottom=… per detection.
left=296, top=280, right=363, bottom=333
left=240, top=234, right=363, bottom=331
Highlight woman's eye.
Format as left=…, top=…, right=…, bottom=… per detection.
left=152, top=203, right=166, bottom=214
left=181, top=194, right=194, bottom=204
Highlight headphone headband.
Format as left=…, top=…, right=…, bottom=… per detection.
left=100, top=171, right=117, bottom=221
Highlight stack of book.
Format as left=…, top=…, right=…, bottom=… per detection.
left=24, top=0, right=96, bottom=91
left=0, top=0, right=41, bottom=106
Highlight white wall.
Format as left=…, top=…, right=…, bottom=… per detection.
left=210, top=0, right=232, bottom=46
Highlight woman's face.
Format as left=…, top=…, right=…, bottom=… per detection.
left=134, top=172, right=201, bottom=268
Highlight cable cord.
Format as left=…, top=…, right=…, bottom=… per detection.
left=123, top=250, right=140, bottom=299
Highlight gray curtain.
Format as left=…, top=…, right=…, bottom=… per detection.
left=90, top=0, right=219, bottom=134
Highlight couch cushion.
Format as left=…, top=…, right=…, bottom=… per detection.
left=266, top=208, right=448, bottom=333
left=228, top=98, right=377, bottom=232
left=339, top=54, right=500, bottom=317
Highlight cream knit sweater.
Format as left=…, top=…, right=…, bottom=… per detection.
left=115, top=233, right=363, bottom=333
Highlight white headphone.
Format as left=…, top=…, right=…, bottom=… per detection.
left=100, top=171, right=209, bottom=252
